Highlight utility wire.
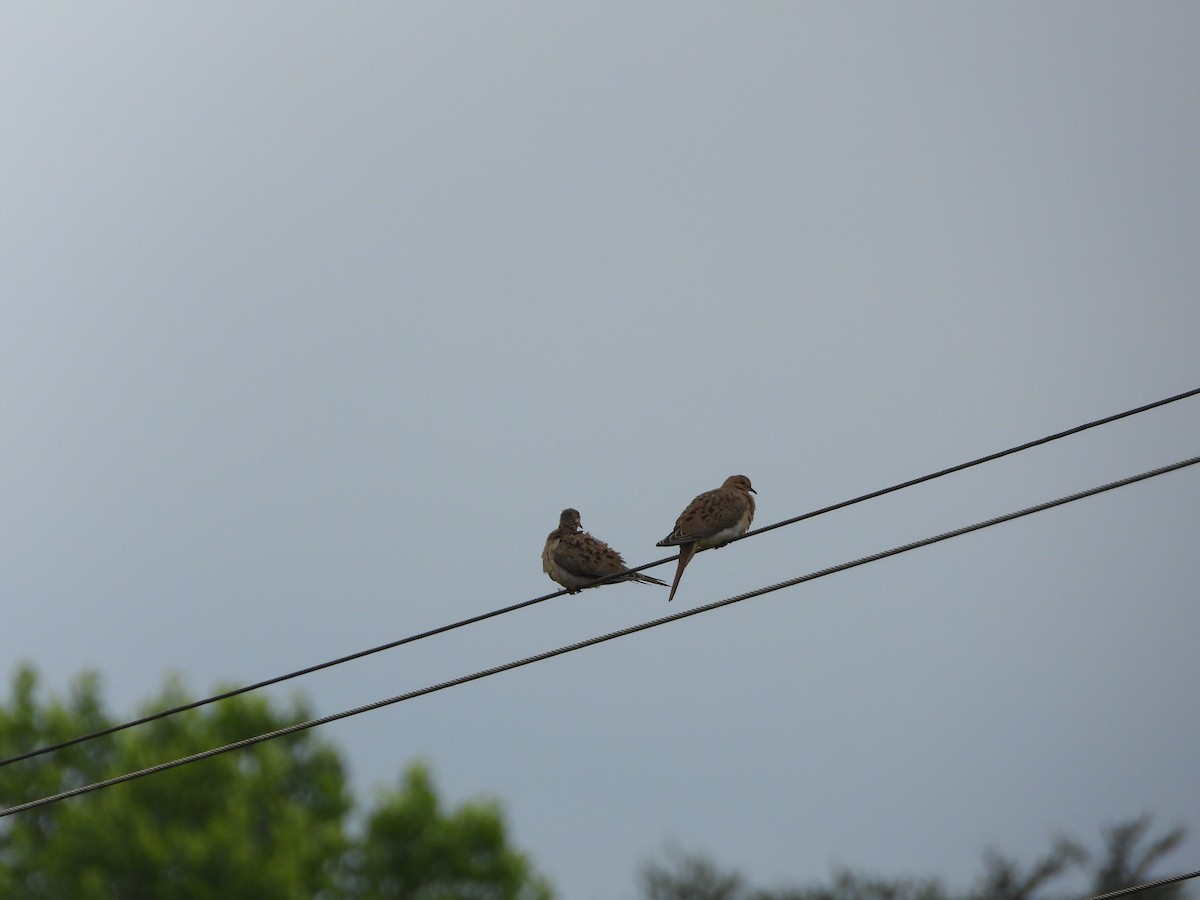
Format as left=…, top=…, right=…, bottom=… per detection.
left=736, top=385, right=1200, bottom=543
left=0, top=588, right=575, bottom=768
left=1084, top=869, right=1200, bottom=900
left=2, top=385, right=1197, bottom=769
left=2, top=454, right=1195, bottom=818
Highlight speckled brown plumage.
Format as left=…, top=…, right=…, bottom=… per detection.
left=656, top=475, right=756, bottom=602
left=543, top=508, right=668, bottom=593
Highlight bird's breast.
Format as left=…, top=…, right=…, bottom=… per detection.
left=693, top=509, right=753, bottom=551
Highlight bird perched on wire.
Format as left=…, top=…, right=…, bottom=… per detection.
left=543, top=508, right=669, bottom=593
left=657, top=475, right=756, bottom=602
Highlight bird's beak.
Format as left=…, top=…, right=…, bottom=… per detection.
left=749, top=487, right=757, bottom=494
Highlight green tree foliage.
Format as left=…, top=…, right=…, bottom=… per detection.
left=1089, top=815, right=1187, bottom=900
left=0, top=665, right=552, bottom=899
left=345, top=764, right=552, bottom=900
left=641, top=849, right=747, bottom=900
left=758, top=869, right=951, bottom=900
left=969, top=837, right=1088, bottom=900
left=639, top=818, right=1191, bottom=900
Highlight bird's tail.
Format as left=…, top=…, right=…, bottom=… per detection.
left=628, top=572, right=669, bottom=588
left=666, top=544, right=695, bottom=602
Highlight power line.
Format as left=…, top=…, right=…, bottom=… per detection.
left=2, top=385, right=1196, bottom=769
left=737, top=385, right=1200, bottom=543
left=0, top=588, right=575, bottom=768
left=3, top=454, right=1195, bottom=818
left=1084, top=869, right=1200, bottom=900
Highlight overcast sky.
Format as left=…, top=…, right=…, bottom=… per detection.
left=3, top=4, right=1199, bottom=898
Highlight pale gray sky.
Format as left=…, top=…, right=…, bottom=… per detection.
left=3, top=4, right=1199, bottom=898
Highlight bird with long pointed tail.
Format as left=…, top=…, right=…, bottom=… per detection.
left=656, top=475, right=756, bottom=602
left=543, top=508, right=669, bottom=593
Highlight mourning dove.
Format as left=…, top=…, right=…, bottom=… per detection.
left=656, top=475, right=756, bottom=602
left=543, top=508, right=669, bottom=593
